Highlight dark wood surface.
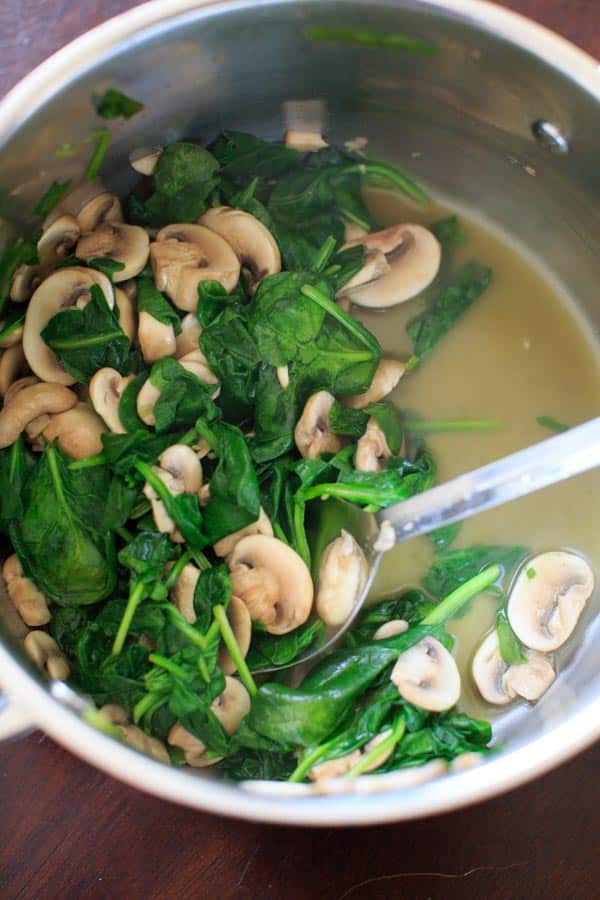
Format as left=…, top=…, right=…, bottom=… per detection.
left=0, top=2, right=599, bottom=899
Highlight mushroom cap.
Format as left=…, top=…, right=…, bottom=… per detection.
left=213, top=507, right=274, bottom=558
left=343, top=224, right=441, bottom=308
left=159, top=444, right=203, bottom=493
left=0, top=382, right=77, bottom=448
left=229, top=535, right=314, bottom=635
left=114, top=288, right=136, bottom=343
left=343, top=358, right=406, bottom=409
left=294, top=390, right=344, bottom=459
left=175, top=313, right=202, bottom=358
left=167, top=722, right=214, bottom=768
left=316, top=529, right=369, bottom=626
left=138, top=311, right=176, bottom=363
left=199, top=206, right=281, bottom=290
left=354, top=417, right=393, bottom=473
left=0, top=344, right=28, bottom=396
left=42, top=402, right=106, bottom=460
left=23, top=267, right=113, bottom=385
left=391, top=637, right=461, bottom=712
left=37, top=215, right=81, bottom=269
left=169, top=562, right=201, bottom=623
left=89, top=367, right=134, bottom=434
left=472, top=630, right=555, bottom=705
left=507, top=552, right=594, bottom=652
left=373, top=619, right=409, bottom=640
left=211, top=676, right=251, bottom=734
left=129, top=145, right=162, bottom=175
left=10, top=265, right=43, bottom=303
left=218, top=595, right=252, bottom=675
left=136, top=378, right=161, bottom=426
left=151, top=224, right=241, bottom=310
left=76, top=222, right=149, bottom=282
left=76, top=191, right=123, bottom=233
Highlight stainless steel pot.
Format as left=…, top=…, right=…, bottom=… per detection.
left=0, top=0, right=598, bottom=825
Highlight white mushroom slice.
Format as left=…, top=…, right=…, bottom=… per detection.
left=168, top=677, right=250, bottom=768
left=294, top=390, right=343, bottom=459
left=342, top=224, right=441, bottom=308
left=391, top=637, right=461, bottom=712
left=229, top=535, right=314, bottom=635
left=373, top=619, right=409, bottom=640
left=337, top=250, right=390, bottom=296
left=3, top=554, right=50, bottom=627
left=10, top=265, right=44, bottom=303
left=284, top=130, right=328, bottom=151
left=177, top=349, right=219, bottom=396
left=159, top=444, right=203, bottom=493
left=351, top=759, right=447, bottom=795
left=213, top=507, right=274, bottom=558
left=24, top=631, right=70, bottom=680
left=218, top=595, right=252, bottom=675
left=76, top=222, right=149, bottom=282
left=199, top=206, right=281, bottom=291
left=3, top=375, right=39, bottom=407
left=316, top=530, right=369, bottom=626
left=42, top=402, right=106, bottom=460
left=309, top=750, right=362, bottom=782
left=167, top=722, right=213, bottom=767
left=136, top=378, right=161, bottom=426
left=355, top=417, right=392, bottom=473
left=138, top=311, right=176, bottom=363
left=169, top=562, right=201, bottom=623
left=0, top=382, right=77, bottom=448
left=76, top=192, right=123, bottom=233
left=143, top=465, right=183, bottom=536
left=135, top=353, right=218, bottom=426
left=449, top=752, right=484, bottom=773
left=114, top=288, right=136, bottom=343
left=129, top=145, right=162, bottom=175
left=507, top=551, right=594, bottom=652
left=99, top=706, right=169, bottom=763
left=37, top=215, right=80, bottom=268
left=23, top=267, right=113, bottom=385
left=151, top=224, right=241, bottom=311
left=472, top=630, right=555, bottom=705
left=342, top=358, right=406, bottom=409
left=120, top=279, right=137, bottom=301
left=175, top=313, right=202, bottom=358
left=89, top=367, right=135, bottom=434
left=0, top=344, right=29, bottom=396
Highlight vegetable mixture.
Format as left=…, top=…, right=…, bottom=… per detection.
left=0, top=117, right=594, bottom=794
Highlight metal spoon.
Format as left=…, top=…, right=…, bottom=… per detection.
left=256, top=416, right=600, bottom=673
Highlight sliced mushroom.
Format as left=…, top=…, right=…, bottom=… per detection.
left=309, top=751, right=362, bottom=782
left=42, top=402, right=106, bottom=460
left=24, top=631, right=69, bottom=680
left=76, top=191, right=123, bottom=233
left=507, top=551, right=594, bottom=652
left=138, top=311, right=176, bottom=364
left=294, top=390, right=343, bottom=459
left=213, top=507, right=274, bottom=558
left=229, top=535, right=313, bottom=635
left=472, top=630, right=556, bottom=705
left=114, top=288, right=136, bottom=343
left=169, top=562, right=201, bottom=623
left=284, top=129, right=327, bottom=151
left=143, top=465, right=183, bottom=536
left=136, top=354, right=218, bottom=426
left=391, top=637, right=461, bottom=712
left=159, top=444, right=203, bottom=493
left=373, top=619, right=409, bottom=640
left=10, top=265, right=44, bottom=303
left=0, top=344, right=29, bottom=396
left=168, top=677, right=250, bottom=767
left=199, top=207, right=281, bottom=291
left=129, top=145, right=162, bottom=175
left=218, top=595, right=252, bottom=675
left=3, top=375, right=38, bottom=407
left=342, top=224, right=441, bottom=308
left=175, top=313, right=202, bottom=358
left=316, top=530, right=369, bottom=626
left=337, top=250, right=390, bottom=295
left=136, top=378, right=161, bottom=426
left=37, top=215, right=80, bottom=268
left=150, top=224, right=241, bottom=311
left=23, top=267, right=113, bottom=384
left=355, top=417, right=392, bottom=473
left=344, top=222, right=369, bottom=242
left=3, top=554, right=50, bottom=627
left=89, top=368, right=135, bottom=434
left=0, top=382, right=77, bottom=448
left=76, top=222, right=149, bottom=282
left=177, top=349, right=219, bottom=395
left=343, top=358, right=406, bottom=409
left=100, top=705, right=170, bottom=763
left=449, top=752, right=484, bottom=773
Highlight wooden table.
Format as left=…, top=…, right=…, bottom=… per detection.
left=0, top=2, right=598, bottom=898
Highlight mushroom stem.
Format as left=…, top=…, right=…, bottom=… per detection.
left=213, top=604, right=257, bottom=697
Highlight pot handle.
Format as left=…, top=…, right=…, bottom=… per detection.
left=0, top=691, right=35, bottom=740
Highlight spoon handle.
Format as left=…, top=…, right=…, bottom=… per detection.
left=378, top=417, right=600, bottom=547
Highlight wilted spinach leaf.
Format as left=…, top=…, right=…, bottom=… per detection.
left=96, top=88, right=144, bottom=120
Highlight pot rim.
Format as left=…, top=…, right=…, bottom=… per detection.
left=0, top=0, right=598, bottom=825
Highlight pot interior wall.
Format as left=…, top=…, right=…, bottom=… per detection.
left=0, top=0, right=598, bottom=772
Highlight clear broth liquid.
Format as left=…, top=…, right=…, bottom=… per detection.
left=359, top=189, right=600, bottom=719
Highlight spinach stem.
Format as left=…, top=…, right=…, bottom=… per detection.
left=343, top=161, right=429, bottom=204
left=288, top=739, right=337, bottom=783
left=271, top=521, right=290, bottom=545
left=115, top=524, right=134, bottom=542
left=347, top=717, right=406, bottom=777
left=292, top=499, right=311, bottom=569
left=164, top=551, right=193, bottom=590
left=133, top=692, right=161, bottom=725
left=191, top=549, right=212, bottom=571
left=312, top=235, right=337, bottom=272
left=148, top=653, right=188, bottom=678
left=197, top=656, right=211, bottom=683
left=213, top=604, right=257, bottom=696
left=423, top=564, right=501, bottom=625
left=300, top=283, right=380, bottom=356
left=163, top=605, right=207, bottom=649
left=85, top=127, right=111, bottom=180
left=69, top=453, right=106, bottom=470
left=339, top=207, right=371, bottom=231
left=112, top=581, right=146, bottom=655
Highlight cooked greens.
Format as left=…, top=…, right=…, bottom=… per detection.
left=96, top=88, right=144, bottom=120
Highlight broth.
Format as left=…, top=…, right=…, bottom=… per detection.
left=360, top=189, right=600, bottom=718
